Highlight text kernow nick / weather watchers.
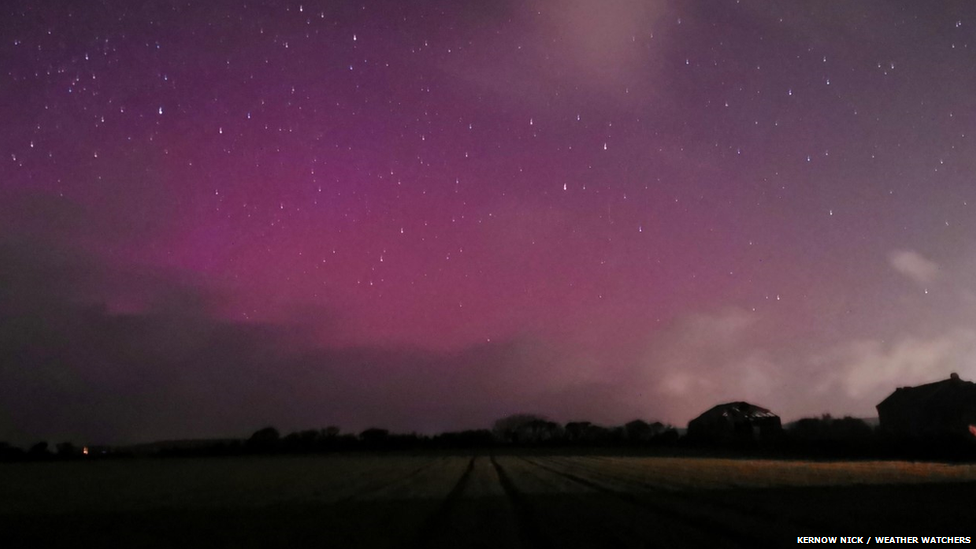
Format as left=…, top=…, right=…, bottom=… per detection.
left=798, top=537, right=971, bottom=544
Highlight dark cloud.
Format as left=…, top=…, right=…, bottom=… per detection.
left=0, top=193, right=595, bottom=445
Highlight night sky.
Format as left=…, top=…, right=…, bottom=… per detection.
left=3, top=0, right=976, bottom=445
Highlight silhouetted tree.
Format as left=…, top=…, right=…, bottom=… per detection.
left=625, top=420, right=655, bottom=442
left=608, top=426, right=627, bottom=444
left=28, top=441, right=50, bottom=459
left=359, top=427, right=389, bottom=441
left=359, top=428, right=390, bottom=449
left=564, top=421, right=620, bottom=445
left=316, top=426, right=347, bottom=451
left=434, top=429, right=495, bottom=448
left=388, top=432, right=425, bottom=450
left=0, top=442, right=25, bottom=461
left=282, top=429, right=320, bottom=453
left=830, top=416, right=874, bottom=439
left=564, top=421, right=592, bottom=443
left=652, top=424, right=680, bottom=445
left=789, top=415, right=873, bottom=441
left=493, top=413, right=549, bottom=443
left=784, top=415, right=877, bottom=458
left=334, top=433, right=359, bottom=450
left=56, top=441, right=79, bottom=458
left=512, top=419, right=562, bottom=444
left=315, top=426, right=340, bottom=451
left=246, top=426, right=280, bottom=452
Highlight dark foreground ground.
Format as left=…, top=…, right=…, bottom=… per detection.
left=2, top=454, right=974, bottom=548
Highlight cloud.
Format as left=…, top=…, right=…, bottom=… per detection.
left=0, top=240, right=563, bottom=444
left=0, top=193, right=602, bottom=445
left=632, top=306, right=976, bottom=424
left=627, top=308, right=790, bottom=423
left=888, top=249, right=939, bottom=286
left=441, top=0, right=672, bottom=109
left=816, top=330, right=976, bottom=401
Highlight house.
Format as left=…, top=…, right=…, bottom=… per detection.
left=687, top=401, right=782, bottom=441
left=876, top=373, right=976, bottom=438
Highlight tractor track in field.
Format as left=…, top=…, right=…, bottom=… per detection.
left=530, top=456, right=836, bottom=537
left=340, top=458, right=442, bottom=503
left=490, top=454, right=556, bottom=549
left=403, top=456, right=476, bottom=549
left=519, top=456, right=774, bottom=548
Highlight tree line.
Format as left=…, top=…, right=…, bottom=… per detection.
left=2, top=413, right=972, bottom=462
left=0, top=414, right=681, bottom=460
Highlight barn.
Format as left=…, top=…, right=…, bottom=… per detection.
left=876, top=373, right=976, bottom=438
left=687, top=401, right=782, bottom=441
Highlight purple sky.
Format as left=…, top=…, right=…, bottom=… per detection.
left=3, top=0, right=976, bottom=445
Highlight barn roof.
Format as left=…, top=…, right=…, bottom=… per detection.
left=693, top=401, right=779, bottom=422
left=877, top=373, right=976, bottom=410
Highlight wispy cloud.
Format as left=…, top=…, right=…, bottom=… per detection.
left=888, top=249, right=939, bottom=286
left=814, top=329, right=976, bottom=402
left=634, top=309, right=786, bottom=422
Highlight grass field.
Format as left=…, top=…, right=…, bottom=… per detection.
left=2, top=454, right=974, bottom=548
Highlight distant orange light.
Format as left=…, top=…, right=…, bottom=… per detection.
left=82, top=447, right=89, bottom=455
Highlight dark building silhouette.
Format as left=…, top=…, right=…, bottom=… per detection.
left=687, top=401, right=782, bottom=441
left=876, top=373, right=976, bottom=438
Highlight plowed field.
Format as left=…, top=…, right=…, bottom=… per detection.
left=2, top=455, right=974, bottom=548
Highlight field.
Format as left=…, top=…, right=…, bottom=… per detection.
left=2, top=454, right=975, bottom=548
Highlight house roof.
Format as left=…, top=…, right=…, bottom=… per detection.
left=693, top=401, right=779, bottom=422
left=877, top=373, right=976, bottom=411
